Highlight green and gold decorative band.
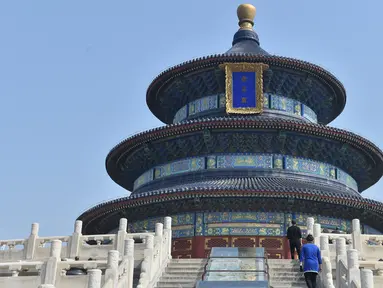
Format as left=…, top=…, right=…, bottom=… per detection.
left=133, top=153, right=358, bottom=191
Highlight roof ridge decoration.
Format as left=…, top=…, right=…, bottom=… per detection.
left=237, top=4, right=256, bottom=30
left=226, top=3, right=269, bottom=55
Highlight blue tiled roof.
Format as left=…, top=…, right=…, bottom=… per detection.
left=225, top=29, right=269, bottom=55
left=131, top=176, right=361, bottom=200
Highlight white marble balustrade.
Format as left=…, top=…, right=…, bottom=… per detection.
left=0, top=218, right=152, bottom=262
left=0, top=216, right=173, bottom=288
left=306, top=217, right=383, bottom=287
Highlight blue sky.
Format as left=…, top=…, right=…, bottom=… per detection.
left=1, top=0, right=382, bottom=239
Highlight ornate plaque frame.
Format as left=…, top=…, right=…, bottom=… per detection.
left=219, top=62, right=269, bottom=114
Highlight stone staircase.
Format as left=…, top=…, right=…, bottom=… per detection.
left=268, top=259, right=306, bottom=288
left=155, top=258, right=206, bottom=288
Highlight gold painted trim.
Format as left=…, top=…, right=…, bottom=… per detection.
left=219, top=62, right=269, bottom=114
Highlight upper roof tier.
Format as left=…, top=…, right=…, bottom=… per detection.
left=146, top=4, right=346, bottom=125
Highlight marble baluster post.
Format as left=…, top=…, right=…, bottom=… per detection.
left=124, top=239, right=135, bottom=288
left=25, top=223, right=39, bottom=260
left=307, top=217, right=314, bottom=236
left=69, top=220, right=82, bottom=259
left=164, top=217, right=172, bottom=259
left=320, top=235, right=329, bottom=258
left=360, top=269, right=374, bottom=288
left=105, top=250, right=119, bottom=287
left=352, top=219, right=362, bottom=257
left=335, top=237, right=347, bottom=288
left=347, top=249, right=360, bottom=286
left=42, top=240, right=62, bottom=286
left=116, top=218, right=128, bottom=256
left=313, top=223, right=321, bottom=247
left=87, top=269, right=102, bottom=288
left=155, top=223, right=163, bottom=266
left=142, top=235, right=154, bottom=284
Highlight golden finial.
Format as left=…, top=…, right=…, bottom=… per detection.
left=237, top=4, right=256, bottom=30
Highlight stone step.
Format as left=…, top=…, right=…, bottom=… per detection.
left=269, top=267, right=302, bottom=271
left=268, top=265, right=301, bottom=269
left=268, top=259, right=300, bottom=263
left=165, top=268, right=204, bottom=273
left=268, top=262, right=300, bottom=266
left=156, top=282, right=196, bottom=288
left=168, top=262, right=206, bottom=267
left=269, top=272, right=305, bottom=277
left=165, top=268, right=204, bottom=274
left=271, top=276, right=305, bottom=281
left=157, top=278, right=201, bottom=283
left=170, top=258, right=206, bottom=263
left=270, top=284, right=306, bottom=288
left=166, top=265, right=205, bottom=270
left=162, top=271, right=203, bottom=277
left=270, top=279, right=306, bottom=287
left=160, top=276, right=202, bottom=281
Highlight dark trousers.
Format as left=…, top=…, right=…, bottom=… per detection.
left=289, top=239, right=301, bottom=260
left=304, top=272, right=317, bottom=288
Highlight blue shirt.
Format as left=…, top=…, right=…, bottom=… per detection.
left=299, top=243, right=322, bottom=273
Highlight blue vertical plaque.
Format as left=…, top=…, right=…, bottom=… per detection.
left=232, top=72, right=257, bottom=108
left=219, top=62, right=268, bottom=114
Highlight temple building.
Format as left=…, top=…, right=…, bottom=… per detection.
left=77, top=4, right=383, bottom=259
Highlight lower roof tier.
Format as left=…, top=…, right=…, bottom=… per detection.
left=106, top=117, right=383, bottom=192
left=77, top=184, right=383, bottom=235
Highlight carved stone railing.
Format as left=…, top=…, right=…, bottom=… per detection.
left=137, top=216, right=172, bottom=288
left=0, top=216, right=172, bottom=288
left=0, top=218, right=152, bottom=262
left=306, top=217, right=376, bottom=288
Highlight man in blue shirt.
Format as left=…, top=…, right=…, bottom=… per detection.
left=300, top=234, right=322, bottom=288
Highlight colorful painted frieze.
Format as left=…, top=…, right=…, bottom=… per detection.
left=207, top=156, right=217, bottom=169
left=133, top=169, right=154, bottom=190
left=172, top=213, right=195, bottom=226
left=302, top=105, right=318, bottom=123
left=263, top=94, right=270, bottom=108
left=294, top=101, right=302, bottom=116
left=219, top=93, right=226, bottom=108
left=173, top=105, right=188, bottom=123
left=196, top=213, right=204, bottom=236
left=172, top=226, right=195, bottom=238
left=337, top=169, right=358, bottom=191
left=189, top=95, right=218, bottom=116
left=154, top=157, right=205, bottom=179
left=285, top=156, right=329, bottom=178
left=270, top=94, right=294, bottom=114
left=273, top=154, right=284, bottom=169
left=204, top=212, right=284, bottom=224
left=287, top=213, right=318, bottom=226
left=216, top=154, right=273, bottom=169
left=318, top=216, right=341, bottom=229
left=205, top=223, right=284, bottom=236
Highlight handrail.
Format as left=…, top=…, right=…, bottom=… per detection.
left=201, top=250, right=211, bottom=281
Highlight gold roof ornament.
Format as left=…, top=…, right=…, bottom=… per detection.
left=237, top=4, right=256, bottom=30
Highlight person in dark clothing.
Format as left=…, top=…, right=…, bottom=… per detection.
left=300, top=234, right=322, bottom=288
left=287, top=220, right=302, bottom=260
